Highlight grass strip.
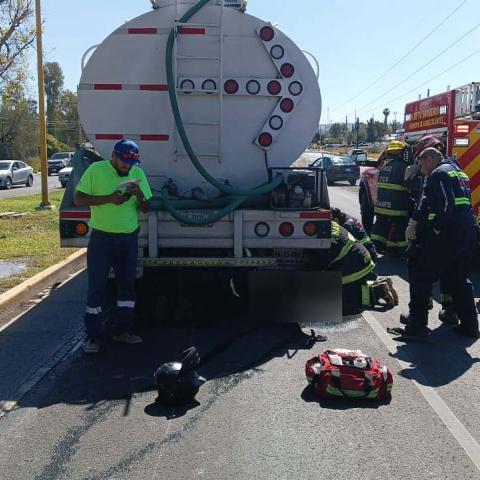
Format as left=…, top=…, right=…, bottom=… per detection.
left=0, top=190, right=78, bottom=293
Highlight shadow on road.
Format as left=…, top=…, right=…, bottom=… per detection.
left=300, top=385, right=392, bottom=409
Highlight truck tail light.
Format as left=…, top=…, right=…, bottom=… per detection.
left=75, top=222, right=89, bottom=236
left=279, top=222, right=294, bottom=237
left=258, top=132, right=273, bottom=147
left=303, top=222, right=317, bottom=236
left=260, top=26, right=275, bottom=42
left=280, top=63, right=295, bottom=78
left=254, top=222, right=270, bottom=237
left=224, top=79, right=239, bottom=94
left=267, top=81, right=282, bottom=95
left=280, top=98, right=294, bottom=113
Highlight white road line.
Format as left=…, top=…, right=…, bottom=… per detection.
left=363, top=310, right=480, bottom=472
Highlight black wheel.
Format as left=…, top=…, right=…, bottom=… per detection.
left=60, top=182, right=67, bottom=188
left=26, top=175, right=33, bottom=187
left=327, top=179, right=334, bottom=186
left=5, top=177, right=12, bottom=189
left=360, top=190, right=374, bottom=234
left=47, top=171, right=52, bottom=176
left=349, top=179, right=357, bottom=186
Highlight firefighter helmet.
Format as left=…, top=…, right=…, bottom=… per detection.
left=385, top=140, right=408, bottom=154
left=413, top=135, right=445, bottom=158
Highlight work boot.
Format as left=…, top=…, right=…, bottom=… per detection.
left=389, top=324, right=431, bottom=339
left=373, top=277, right=399, bottom=307
left=438, top=308, right=460, bottom=326
left=83, top=336, right=100, bottom=354
left=453, top=325, right=480, bottom=339
left=399, top=312, right=412, bottom=325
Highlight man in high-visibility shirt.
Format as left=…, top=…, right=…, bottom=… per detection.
left=393, top=147, right=479, bottom=339
left=75, top=139, right=153, bottom=353
left=371, top=140, right=410, bottom=256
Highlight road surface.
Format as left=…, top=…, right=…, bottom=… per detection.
left=0, top=174, right=62, bottom=200
left=1, top=185, right=480, bottom=479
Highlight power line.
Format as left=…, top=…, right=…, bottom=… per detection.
left=331, top=0, right=467, bottom=112
left=365, top=46, right=480, bottom=114
left=357, top=19, right=480, bottom=112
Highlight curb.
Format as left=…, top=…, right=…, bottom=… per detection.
left=0, top=249, right=87, bottom=311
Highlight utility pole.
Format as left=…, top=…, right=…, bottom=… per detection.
left=35, top=0, right=53, bottom=210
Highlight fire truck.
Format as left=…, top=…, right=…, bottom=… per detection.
left=359, top=82, right=480, bottom=229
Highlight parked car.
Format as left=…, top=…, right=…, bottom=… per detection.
left=309, top=155, right=360, bottom=186
left=58, top=161, right=73, bottom=188
left=48, top=152, right=74, bottom=176
left=347, top=148, right=368, bottom=165
left=0, top=160, right=34, bottom=189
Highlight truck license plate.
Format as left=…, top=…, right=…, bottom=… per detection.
left=180, top=210, right=217, bottom=227
left=273, top=248, right=308, bottom=266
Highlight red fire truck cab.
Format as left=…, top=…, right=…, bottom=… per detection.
left=359, top=82, right=480, bottom=229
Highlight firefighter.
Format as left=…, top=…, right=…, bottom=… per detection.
left=371, top=140, right=410, bottom=256
left=331, top=207, right=377, bottom=261
left=327, top=221, right=398, bottom=316
left=393, top=147, right=479, bottom=339
left=404, top=134, right=459, bottom=325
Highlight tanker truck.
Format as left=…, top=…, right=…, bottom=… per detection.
left=59, top=0, right=332, bottom=319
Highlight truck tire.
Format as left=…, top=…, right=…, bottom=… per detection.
left=360, top=189, right=374, bottom=234
left=349, top=179, right=357, bottom=186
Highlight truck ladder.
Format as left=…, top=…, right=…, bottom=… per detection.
left=173, top=0, right=226, bottom=164
left=454, top=82, right=480, bottom=117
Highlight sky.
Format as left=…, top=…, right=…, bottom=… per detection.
left=34, top=0, right=480, bottom=126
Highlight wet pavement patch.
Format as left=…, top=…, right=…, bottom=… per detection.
left=0, top=260, right=27, bottom=280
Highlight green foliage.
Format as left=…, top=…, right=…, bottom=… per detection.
left=0, top=94, right=38, bottom=159
left=0, top=1, right=36, bottom=98
left=46, top=133, right=73, bottom=158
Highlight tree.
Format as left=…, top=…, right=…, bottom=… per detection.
left=383, top=108, right=390, bottom=127
left=366, top=117, right=376, bottom=143
left=57, top=89, right=80, bottom=146
left=0, top=1, right=35, bottom=97
left=0, top=92, right=38, bottom=159
left=44, top=61, right=64, bottom=137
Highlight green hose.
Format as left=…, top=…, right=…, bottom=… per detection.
left=160, top=188, right=246, bottom=226
left=165, top=0, right=283, bottom=198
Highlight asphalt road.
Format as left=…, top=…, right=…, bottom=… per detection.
left=1, top=185, right=480, bottom=479
left=0, top=173, right=62, bottom=200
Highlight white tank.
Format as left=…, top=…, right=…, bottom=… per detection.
left=78, top=0, right=321, bottom=194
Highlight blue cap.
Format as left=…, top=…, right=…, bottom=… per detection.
left=113, top=139, right=140, bottom=165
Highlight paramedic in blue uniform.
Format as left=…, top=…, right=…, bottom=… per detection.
left=395, top=147, right=479, bottom=339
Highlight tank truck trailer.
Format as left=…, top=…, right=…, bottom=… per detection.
left=59, top=0, right=333, bottom=319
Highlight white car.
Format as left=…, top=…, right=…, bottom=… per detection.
left=0, top=160, right=34, bottom=189
left=58, top=164, right=73, bottom=188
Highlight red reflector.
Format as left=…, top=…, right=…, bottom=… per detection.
left=95, top=134, right=124, bottom=140
left=94, top=84, right=122, bottom=90
left=279, top=222, right=294, bottom=237
left=258, top=132, right=273, bottom=148
left=267, top=80, right=282, bottom=95
left=224, top=79, right=239, bottom=94
left=299, top=211, right=331, bottom=220
left=60, top=211, right=91, bottom=219
left=139, top=84, right=169, bottom=91
left=75, top=222, right=89, bottom=236
left=178, top=27, right=206, bottom=35
left=128, top=28, right=157, bottom=34
left=280, top=63, right=295, bottom=78
left=139, top=134, right=170, bottom=141
left=260, top=26, right=275, bottom=42
left=280, top=98, right=294, bottom=113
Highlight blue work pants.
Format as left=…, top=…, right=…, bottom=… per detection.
left=84, top=229, right=138, bottom=338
